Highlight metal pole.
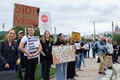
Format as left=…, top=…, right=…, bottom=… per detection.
left=25, top=27, right=27, bottom=36
left=94, top=22, right=96, bottom=39
left=54, top=27, right=56, bottom=43
left=112, top=22, right=114, bottom=32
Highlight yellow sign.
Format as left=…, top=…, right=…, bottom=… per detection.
left=72, top=32, right=80, bottom=41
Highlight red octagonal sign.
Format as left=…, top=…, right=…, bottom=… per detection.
left=41, top=14, right=48, bottom=23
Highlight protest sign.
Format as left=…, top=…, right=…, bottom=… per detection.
left=72, top=32, right=80, bottom=41
left=52, top=45, right=76, bottom=64
left=13, top=3, right=40, bottom=28
left=39, top=12, right=53, bottom=35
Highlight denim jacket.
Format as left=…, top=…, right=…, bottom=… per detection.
left=97, top=40, right=108, bottom=55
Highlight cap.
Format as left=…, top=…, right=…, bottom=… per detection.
left=18, top=31, right=24, bottom=34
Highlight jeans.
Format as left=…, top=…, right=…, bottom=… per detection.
left=76, top=53, right=84, bottom=69
left=39, top=62, right=43, bottom=77
left=92, top=48, right=96, bottom=58
left=56, top=63, right=68, bottom=80
left=86, top=50, right=90, bottom=58
left=16, top=64, right=23, bottom=80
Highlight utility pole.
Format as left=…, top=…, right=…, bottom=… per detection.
left=112, top=22, right=114, bottom=32
left=2, top=23, right=5, bottom=35
left=54, top=27, right=56, bottom=43
left=94, top=22, right=96, bottom=39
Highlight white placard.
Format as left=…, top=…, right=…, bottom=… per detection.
left=27, top=36, right=40, bottom=59
left=39, top=12, right=53, bottom=35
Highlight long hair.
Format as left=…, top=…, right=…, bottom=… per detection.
left=42, top=31, right=52, bottom=43
left=5, top=29, right=16, bottom=40
left=56, top=33, right=63, bottom=42
left=69, top=38, right=74, bottom=45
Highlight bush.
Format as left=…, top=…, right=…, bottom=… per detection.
left=112, top=33, right=120, bottom=45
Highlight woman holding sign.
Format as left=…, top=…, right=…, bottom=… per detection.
left=40, top=31, right=53, bottom=80
left=55, top=33, right=67, bottom=80
left=67, top=38, right=76, bottom=80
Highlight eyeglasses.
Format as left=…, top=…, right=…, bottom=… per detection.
left=9, top=32, right=15, bottom=35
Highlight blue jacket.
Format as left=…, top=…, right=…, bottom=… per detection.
left=97, top=40, right=108, bottom=55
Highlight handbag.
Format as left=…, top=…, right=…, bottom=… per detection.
left=0, top=70, right=17, bottom=80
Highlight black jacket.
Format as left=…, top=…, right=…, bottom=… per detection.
left=40, top=40, right=53, bottom=62
left=55, top=40, right=66, bottom=46
left=79, top=42, right=85, bottom=53
left=0, top=40, right=20, bottom=65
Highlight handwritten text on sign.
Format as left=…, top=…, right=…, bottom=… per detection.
left=52, top=45, right=76, bottom=64
left=13, top=4, right=39, bottom=27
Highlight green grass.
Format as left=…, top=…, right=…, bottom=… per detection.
left=17, top=64, right=56, bottom=80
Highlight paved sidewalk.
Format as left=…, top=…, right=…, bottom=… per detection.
left=51, top=58, right=113, bottom=80
left=75, top=58, right=101, bottom=80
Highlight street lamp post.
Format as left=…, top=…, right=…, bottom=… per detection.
left=54, top=27, right=56, bottom=43
left=94, top=22, right=96, bottom=39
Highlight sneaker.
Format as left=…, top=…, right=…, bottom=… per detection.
left=98, top=72, right=103, bottom=74
left=102, top=72, right=106, bottom=75
left=75, top=74, right=79, bottom=77
left=79, top=69, right=83, bottom=71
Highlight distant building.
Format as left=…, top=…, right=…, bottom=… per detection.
left=114, top=24, right=120, bottom=34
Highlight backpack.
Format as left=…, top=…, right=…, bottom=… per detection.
left=95, top=42, right=98, bottom=53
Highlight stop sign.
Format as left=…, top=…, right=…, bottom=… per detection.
left=41, top=14, right=48, bottom=23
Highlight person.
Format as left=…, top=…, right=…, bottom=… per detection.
left=80, top=41, right=85, bottom=67
left=118, top=45, right=120, bottom=63
left=17, top=31, right=25, bottom=69
left=76, top=39, right=85, bottom=71
left=55, top=33, right=67, bottom=80
left=112, top=41, right=118, bottom=64
left=97, top=35, right=107, bottom=75
left=118, top=45, right=120, bottom=56
left=19, top=27, right=42, bottom=80
left=67, top=38, right=76, bottom=80
left=106, top=38, right=113, bottom=69
left=74, top=41, right=81, bottom=71
left=84, top=42, right=90, bottom=58
left=91, top=40, right=97, bottom=58
left=17, top=31, right=25, bottom=80
left=40, top=31, right=53, bottom=80
left=0, top=29, right=20, bottom=71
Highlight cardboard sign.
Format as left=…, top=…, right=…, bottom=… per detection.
left=105, top=56, right=113, bottom=67
left=27, top=36, right=40, bottom=59
left=52, top=45, right=76, bottom=64
left=72, top=32, right=80, bottom=41
left=13, top=3, right=40, bottom=28
left=39, top=12, right=53, bottom=35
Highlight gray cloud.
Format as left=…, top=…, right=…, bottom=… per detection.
left=0, top=0, right=120, bottom=35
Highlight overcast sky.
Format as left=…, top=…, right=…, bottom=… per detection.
left=0, top=0, right=120, bottom=35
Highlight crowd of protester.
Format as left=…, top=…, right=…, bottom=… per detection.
left=0, top=27, right=120, bottom=80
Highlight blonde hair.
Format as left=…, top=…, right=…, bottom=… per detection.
left=5, top=29, right=16, bottom=40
